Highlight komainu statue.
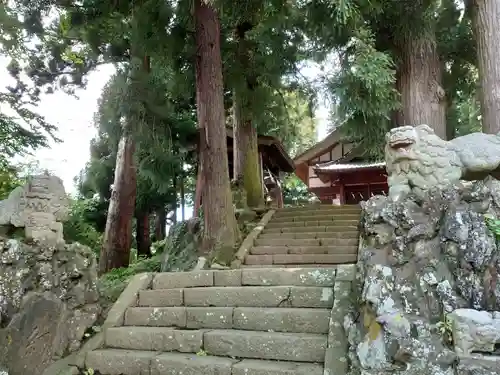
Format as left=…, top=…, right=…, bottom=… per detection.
left=385, top=124, right=500, bottom=200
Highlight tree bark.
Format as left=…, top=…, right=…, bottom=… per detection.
left=154, top=208, right=166, bottom=241
left=194, top=0, right=240, bottom=252
left=180, top=174, right=185, bottom=221
left=395, top=34, right=447, bottom=139
left=233, top=92, right=265, bottom=207
left=232, top=24, right=264, bottom=208
left=135, top=211, right=151, bottom=257
left=470, top=0, right=500, bottom=134
left=99, top=133, right=137, bottom=274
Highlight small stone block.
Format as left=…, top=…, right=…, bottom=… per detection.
left=153, top=271, right=214, bottom=289
left=138, top=289, right=184, bottom=307
left=214, top=269, right=242, bottom=286
left=186, top=307, right=233, bottom=329
left=151, top=352, right=236, bottom=375
left=290, top=286, right=334, bottom=308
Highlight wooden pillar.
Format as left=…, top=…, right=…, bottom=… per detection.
left=339, top=175, right=345, bottom=205
left=259, top=152, right=265, bottom=198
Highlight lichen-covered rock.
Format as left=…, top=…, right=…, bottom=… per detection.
left=350, top=177, right=500, bottom=375
left=160, top=218, right=201, bottom=272
left=0, top=238, right=100, bottom=375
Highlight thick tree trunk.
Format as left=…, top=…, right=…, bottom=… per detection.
left=194, top=0, right=240, bottom=252
left=396, top=34, right=447, bottom=139
left=135, top=211, right=151, bottom=257
left=154, top=208, right=166, bottom=241
left=233, top=92, right=264, bottom=208
left=233, top=25, right=264, bottom=208
left=470, top=0, right=500, bottom=134
left=180, top=175, right=185, bottom=221
left=99, top=134, right=137, bottom=274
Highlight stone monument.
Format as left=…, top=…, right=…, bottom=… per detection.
left=0, top=174, right=69, bottom=245
left=385, top=124, right=500, bottom=200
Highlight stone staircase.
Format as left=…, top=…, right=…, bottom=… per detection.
left=84, top=267, right=355, bottom=375
left=244, top=205, right=361, bottom=267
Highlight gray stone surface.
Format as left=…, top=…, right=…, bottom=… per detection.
left=385, top=124, right=500, bottom=200
left=450, top=309, right=500, bottom=355
left=233, top=307, right=330, bottom=333
left=0, top=175, right=69, bottom=245
left=0, top=238, right=99, bottom=375
left=204, top=329, right=327, bottom=362
left=138, top=288, right=184, bottom=307
left=151, top=352, right=236, bottom=375
left=105, top=326, right=203, bottom=352
left=183, top=286, right=291, bottom=307
left=186, top=307, right=233, bottom=329
left=232, top=359, right=324, bottom=375
left=242, top=267, right=336, bottom=286
left=124, top=307, right=187, bottom=327
left=153, top=270, right=214, bottom=289
left=350, top=177, right=500, bottom=375
left=85, top=349, right=154, bottom=375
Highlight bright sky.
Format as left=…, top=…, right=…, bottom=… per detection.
left=0, top=57, right=329, bottom=199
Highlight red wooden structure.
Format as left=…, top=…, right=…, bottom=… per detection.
left=293, top=129, right=388, bottom=204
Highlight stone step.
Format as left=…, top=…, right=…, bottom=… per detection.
left=242, top=264, right=340, bottom=268
left=258, top=231, right=358, bottom=240
left=277, top=204, right=360, bottom=213
left=271, top=214, right=360, bottom=223
left=255, top=238, right=358, bottom=247
left=264, top=225, right=359, bottom=233
left=139, top=286, right=334, bottom=308
left=204, top=329, right=327, bottom=363
left=250, top=245, right=357, bottom=255
left=245, top=254, right=357, bottom=265
left=104, top=327, right=326, bottom=363
left=266, top=221, right=358, bottom=229
left=124, top=306, right=330, bottom=334
left=86, top=349, right=324, bottom=375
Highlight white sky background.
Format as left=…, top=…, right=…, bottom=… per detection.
left=0, top=56, right=330, bottom=220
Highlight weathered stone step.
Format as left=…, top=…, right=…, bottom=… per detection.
left=271, top=214, right=360, bottom=223
left=245, top=254, right=357, bottom=265
left=263, top=225, right=359, bottom=233
left=258, top=231, right=358, bottom=240
left=124, top=306, right=330, bottom=333
left=250, top=245, right=357, bottom=255
left=86, top=349, right=324, bottom=375
left=255, top=238, right=358, bottom=247
left=139, top=285, right=334, bottom=308
left=205, top=329, right=327, bottom=362
left=105, top=326, right=203, bottom=352
left=277, top=204, right=360, bottom=213
left=242, top=264, right=339, bottom=268
left=266, top=221, right=359, bottom=229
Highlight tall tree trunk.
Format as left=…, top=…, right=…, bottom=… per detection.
left=194, top=0, right=240, bottom=252
left=233, top=24, right=264, bottom=208
left=99, top=54, right=149, bottom=275
left=99, top=134, right=137, bottom=274
left=172, top=173, right=178, bottom=223
left=135, top=211, right=151, bottom=257
left=154, top=208, right=166, bottom=241
left=180, top=174, right=185, bottom=221
left=233, top=93, right=264, bottom=207
left=470, top=0, right=500, bottom=134
left=193, top=162, right=203, bottom=218
left=396, top=34, right=447, bottom=139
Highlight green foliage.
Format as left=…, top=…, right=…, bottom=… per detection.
left=63, top=198, right=103, bottom=254
left=328, top=28, right=400, bottom=158
left=282, top=174, right=315, bottom=205
left=0, top=160, right=22, bottom=200
left=485, top=214, right=500, bottom=240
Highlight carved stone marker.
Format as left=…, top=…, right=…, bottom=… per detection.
left=0, top=174, right=69, bottom=244
left=385, top=124, right=500, bottom=200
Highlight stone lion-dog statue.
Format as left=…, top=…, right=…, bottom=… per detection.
left=385, top=124, right=500, bottom=200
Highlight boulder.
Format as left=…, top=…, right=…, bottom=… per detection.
left=0, top=176, right=100, bottom=375
left=349, top=177, right=500, bottom=375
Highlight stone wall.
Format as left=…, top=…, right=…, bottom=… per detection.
left=347, top=177, right=500, bottom=375
left=0, top=175, right=100, bottom=375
